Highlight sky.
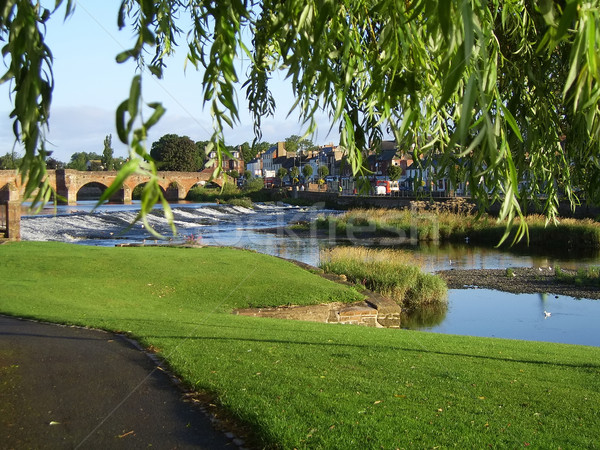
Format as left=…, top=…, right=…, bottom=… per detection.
left=0, top=1, right=340, bottom=163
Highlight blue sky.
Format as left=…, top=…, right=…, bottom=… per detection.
left=0, top=1, right=339, bottom=163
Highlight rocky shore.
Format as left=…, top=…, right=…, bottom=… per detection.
left=437, top=267, right=600, bottom=299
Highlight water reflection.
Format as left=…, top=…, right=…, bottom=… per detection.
left=401, top=303, right=448, bottom=329
left=417, top=288, right=600, bottom=346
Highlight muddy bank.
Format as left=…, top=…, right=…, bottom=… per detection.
left=437, top=267, right=600, bottom=299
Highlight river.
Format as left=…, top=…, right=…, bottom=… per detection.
left=19, top=201, right=600, bottom=347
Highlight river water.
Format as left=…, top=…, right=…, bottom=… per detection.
left=20, top=201, right=600, bottom=347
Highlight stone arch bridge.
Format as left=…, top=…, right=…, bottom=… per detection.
left=0, top=168, right=225, bottom=205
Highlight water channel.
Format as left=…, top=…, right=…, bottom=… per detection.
left=20, top=201, right=600, bottom=347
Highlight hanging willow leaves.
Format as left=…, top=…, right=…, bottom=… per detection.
left=2, top=0, right=600, bottom=242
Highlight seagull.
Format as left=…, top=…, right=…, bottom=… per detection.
left=544, top=311, right=552, bottom=318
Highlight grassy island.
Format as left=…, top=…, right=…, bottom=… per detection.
left=1, top=242, right=599, bottom=448
left=316, top=204, right=600, bottom=251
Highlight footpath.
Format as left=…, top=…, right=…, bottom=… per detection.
left=0, top=315, right=237, bottom=449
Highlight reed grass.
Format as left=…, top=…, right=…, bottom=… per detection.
left=319, top=207, right=600, bottom=250
left=319, top=247, right=447, bottom=308
left=555, top=265, right=600, bottom=286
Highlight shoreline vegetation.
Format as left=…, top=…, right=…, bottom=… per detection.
left=319, top=247, right=447, bottom=309
left=313, top=201, right=600, bottom=251
left=1, top=242, right=600, bottom=448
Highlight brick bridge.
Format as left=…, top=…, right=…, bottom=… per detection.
left=0, top=168, right=226, bottom=240
left=0, top=168, right=224, bottom=205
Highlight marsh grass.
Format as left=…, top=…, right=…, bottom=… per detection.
left=321, top=207, right=600, bottom=250
left=555, top=265, right=600, bottom=286
left=319, top=247, right=447, bottom=308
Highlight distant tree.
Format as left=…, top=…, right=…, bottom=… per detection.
left=195, top=140, right=210, bottom=164
left=285, top=135, right=315, bottom=156
left=101, top=134, right=114, bottom=171
left=46, top=157, right=64, bottom=170
left=227, top=170, right=240, bottom=179
left=0, top=152, right=21, bottom=169
left=277, top=167, right=288, bottom=183
left=243, top=169, right=251, bottom=180
left=239, top=142, right=255, bottom=164
left=388, top=165, right=403, bottom=181
left=302, top=164, right=313, bottom=179
left=151, top=134, right=200, bottom=171
left=317, top=165, right=329, bottom=179
left=284, top=135, right=301, bottom=154
left=112, top=157, right=127, bottom=170
left=289, top=166, right=300, bottom=181
left=67, top=152, right=101, bottom=171
left=253, top=141, right=271, bottom=156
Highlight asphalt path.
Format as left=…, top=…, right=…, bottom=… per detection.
left=0, top=315, right=236, bottom=449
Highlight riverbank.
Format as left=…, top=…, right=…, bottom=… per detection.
left=438, top=267, right=600, bottom=299
left=2, top=242, right=600, bottom=448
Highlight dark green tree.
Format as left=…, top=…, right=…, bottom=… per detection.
left=0, top=152, right=21, bottom=170
left=289, top=166, right=300, bottom=183
left=277, top=167, right=288, bottom=183
left=302, top=164, right=313, bottom=180
left=67, top=152, right=101, bottom=171
left=388, top=165, right=403, bottom=181
left=151, top=134, right=200, bottom=172
left=317, top=166, right=329, bottom=179
left=239, top=142, right=255, bottom=164
left=45, top=157, right=63, bottom=170
left=102, top=134, right=114, bottom=171
left=196, top=140, right=210, bottom=165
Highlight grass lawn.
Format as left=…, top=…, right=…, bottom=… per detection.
left=1, top=242, right=599, bottom=448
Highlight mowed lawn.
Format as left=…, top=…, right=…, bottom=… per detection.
left=1, top=242, right=599, bottom=448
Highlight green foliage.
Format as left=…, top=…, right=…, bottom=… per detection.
left=0, top=152, right=22, bottom=170
left=244, top=177, right=264, bottom=192
left=555, top=266, right=600, bottom=287
left=277, top=167, right=287, bottom=180
left=45, top=157, right=63, bottom=170
left=387, top=165, right=403, bottom=181
left=1, top=242, right=600, bottom=448
left=67, top=152, right=101, bottom=171
left=319, top=247, right=448, bottom=308
left=150, top=134, right=201, bottom=172
left=289, top=166, right=299, bottom=180
left=101, top=134, right=114, bottom=171
left=317, top=165, right=329, bottom=179
left=327, top=208, right=600, bottom=251
left=302, top=164, right=313, bottom=179
left=5, top=1, right=600, bottom=239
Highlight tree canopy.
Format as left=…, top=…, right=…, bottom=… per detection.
left=2, top=1, right=600, bottom=240
left=150, top=134, right=201, bottom=172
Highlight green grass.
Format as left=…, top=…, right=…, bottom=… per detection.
left=319, top=247, right=448, bottom=308
left=319, top=207, right=600, bottom=250
left=1, top=242, right=600, bottom=448
left=555, top=265, right=600, bottom=287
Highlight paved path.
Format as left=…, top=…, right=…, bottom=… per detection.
left=0, top=315, right=235, bottom=449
